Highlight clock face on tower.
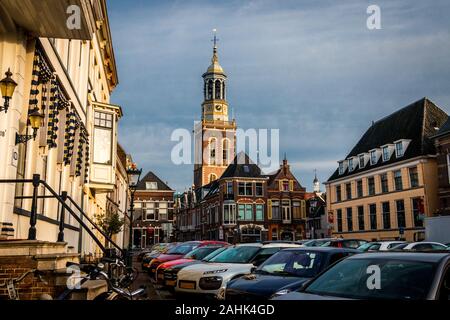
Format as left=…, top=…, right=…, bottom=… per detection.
left=215, top=105, right=222, bottom=112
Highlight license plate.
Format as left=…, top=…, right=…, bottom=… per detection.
left=158, top=273, right=164, bottom=280
left=165, top=280, right=176, bottom=286
left=179, top=281, right=196, bottom=290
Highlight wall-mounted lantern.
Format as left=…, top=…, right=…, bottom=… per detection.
left=15, top=108, right=45, bottom=145
left=0, top=69, right=18, bottom=113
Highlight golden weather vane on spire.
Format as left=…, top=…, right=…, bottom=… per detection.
left=211, top=28, right=219, bottom=48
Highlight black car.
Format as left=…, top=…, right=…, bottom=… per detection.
left=224, top=247, right=358, bottom=301
left=273, top=252, right=450, bottom=300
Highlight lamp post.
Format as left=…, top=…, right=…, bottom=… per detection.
left=126, top=165, right=142, bottom=267
left=0, top=68, right=18, bottom=113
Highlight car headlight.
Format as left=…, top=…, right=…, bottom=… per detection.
left=199, top=276, right=223, bottom=290
left=203, top=269, right=228, bottom=275
left=270, top=288, right=292, bottom=299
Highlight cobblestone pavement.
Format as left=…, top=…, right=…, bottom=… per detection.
left=131, top=257, right=174, bottom=300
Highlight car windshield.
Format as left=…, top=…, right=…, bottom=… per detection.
left=304, top=258, right=435, bottom=300
left=202, top=247, right=228, bottom=261
left=184, top=246, right=223, bottom=260
left=258, top=250, right=324, bottom=278
left=389, top=243, right=408, bottom=250
left=304, top=239, right=330, bottom=247
left=209, top=246, right=261, bottom=263
left=167, top=243, right=198, bottom=255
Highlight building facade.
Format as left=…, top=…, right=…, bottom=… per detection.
left=432, top=117, right=450, bottom=215
left=133, top=171, right=175, bottom=247
left=0, top=0, right=126, bottom=258
left=325, top=98, right=447, bottom=241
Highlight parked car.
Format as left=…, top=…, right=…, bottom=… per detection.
left=147, top=241, right=228, bottom=277
left=155, top=244, right=229, bottom=284
left=320, top=238, right=368, bottom=249
left=273, top=252, right=450, bottom=300
left=302, top=238, right=337, bottom=247
left=175, top=242, right=302, bottom=298
left=138, top=243, right=176, bottom=262
left=402, top=242, right=448, bottom=251
left=163, top=246, right=229, bottom=290
left=225, top=247, right=358, bottom=301
left=357, top=241, right=405, bottom=252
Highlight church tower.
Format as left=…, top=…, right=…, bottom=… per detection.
left=194, top=31, right=236, bottom=189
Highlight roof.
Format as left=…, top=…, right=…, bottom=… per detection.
left=220, top=152, right=263, bottom=179
left=328, top=98, right=448, bottom=182
left=136, top=171, right=173, bottom=191
left=433, top=116, right=450, bottom=138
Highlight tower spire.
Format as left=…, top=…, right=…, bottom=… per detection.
left=211, top=28, right=219, bottom=64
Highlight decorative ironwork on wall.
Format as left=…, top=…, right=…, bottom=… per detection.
left=28, top=50, right=53, bottom=111
left=47, top=81, right=70, bottom=149
left=76, top=128, right=89, bottom=177
left=64, top=108, right=78, bottom=165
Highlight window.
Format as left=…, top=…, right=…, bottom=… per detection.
left=369, top=204, right=377, bottom=230
left=255, top=204, right=264, bottom=221
left=395, top=142, right=404, bottom=157
left=370, top=150, right=377, bottom=165
left=380, top=173, right=389, bottom=193
left=255, top=183, right=263, bottom=196
left=357, top=180, right=363, bottom=198
left=336, top=185, right=342, bottom=202
left=282, top=200, right=291, bottom=222
left=409, top=167, right=419, bottom=188
left=238, top=182, right=253, bottom=196
left=339, top=162, right=344, bottom=175
left=348, top=158, right=354, bottom=172
left=145, top=202, right=155, bottom=221
left=412, top=198, right=424, bottom=227
left=222, top=139, right=229, bottom=164
left=368, top=177, right=375, bottom=196
left=93, top=111, right=113, bottom=164
left=146, top=182, right=157, bottom=190
left=282, top=180, right=289, bottom=192
left=209, top=173, right=217, bottom=182
left=394, top=170, right=403, bottom=191
left=346, top=183, right=352, bottom=200
left=226, top=182, right=233, bottom=195
left=209, top=138, right=217, bottom=164
left=271, top=201, right=281, bottom=220
left=346, top=208, right=353, bottom=231
left=337, top=209, right=342, bottom=232
left=357, top=206, right=365, bottom=231
left=238, top=204, right=253, bottom=220
left=396, top=200, right=406, bottom=228
left=223, top=204, right=236, bottom=224
left=382, top=202, right=391, bottom=229
left=215, top=80, right=221, bottom=99
left=359, top=154, right=365, bottom=168
left=382, top=146, right=390, bottom=162
left=159, top=202, right=168, bottom=221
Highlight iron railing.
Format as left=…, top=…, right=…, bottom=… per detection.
left=0, top=174, right=124, bottom=258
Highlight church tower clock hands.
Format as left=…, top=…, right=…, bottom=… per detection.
left=194, top=30, right=237, bottom=189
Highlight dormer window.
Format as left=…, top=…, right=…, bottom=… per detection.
left=359, top=154, right=366, bottom=168
left=348, top=158, right=354, bottom=172
left=395, top=141, right=404, bottom=157
left=370, top=150, right=377, bottom=165
left=338, top=161, right=344, bottom=175
left=146, top=182, right=157, bottom=190
left=382, top=146, right=390, bottom=162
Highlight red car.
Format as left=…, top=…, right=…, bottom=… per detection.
left=147, top=241, right=228, bottom=277
left=155, top=244, right=228, bottom=284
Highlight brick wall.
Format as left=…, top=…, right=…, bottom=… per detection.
left=0, top=256, right=59, bottom=300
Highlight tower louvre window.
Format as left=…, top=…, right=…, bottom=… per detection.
left=215, top=80, right=221, bottom=99
left=207, top=80, right=213, bottom=100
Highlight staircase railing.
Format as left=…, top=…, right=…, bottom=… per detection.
left=0, top=174, right=124, bottom=258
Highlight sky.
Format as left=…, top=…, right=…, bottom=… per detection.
left=107, top=0, right=450, bottom=192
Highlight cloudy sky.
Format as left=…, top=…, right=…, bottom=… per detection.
left=108, top=0, right=450, bottom=192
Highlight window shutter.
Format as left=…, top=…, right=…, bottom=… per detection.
left=301, top=200, right=306, bottom=219
left=268, top=199, right=272, bottom=220
left=289, top=180, right=294, bottom=191
left=278, top=180, right=282, bottom=191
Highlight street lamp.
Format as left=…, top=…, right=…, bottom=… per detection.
left=0, top=68, right=18, bottom=113
left=126, top=165, right=142, bottom=267
left=15, top=108, right=45, bottom=145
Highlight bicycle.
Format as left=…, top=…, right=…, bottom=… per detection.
left=0, top=269, right=47, bottom=300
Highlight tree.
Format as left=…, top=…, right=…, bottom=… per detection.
left=96, top=210, right=124, bottom=240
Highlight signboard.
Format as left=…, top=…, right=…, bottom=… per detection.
left=219, top=226, right=224, bottom=240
